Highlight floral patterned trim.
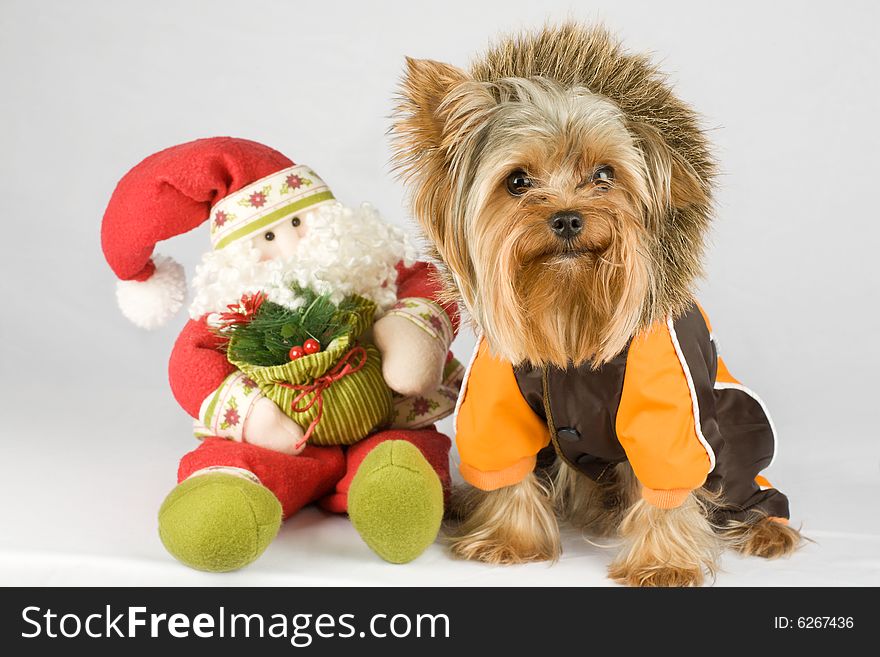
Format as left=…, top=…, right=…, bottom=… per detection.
left=383, top=297, right=454, bottom=349
left=390, top=357, right=464, bottom=430
left=209, top=164, right=335, bottom=250
left=279, top=172, right=312, bottom=195
left=194, top=371, right=263, bottom=441
left=237, top=185, right=272, bottom=209
left=210, top=209, right=237, bottom=235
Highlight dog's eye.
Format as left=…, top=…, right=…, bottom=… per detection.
left=264, top=231, right=275, bottom=241
left=291, top=216, right=301, bottom=227
left=591, top=166, right=614, bottom=188
left=506, top=170, right=533, bottom=196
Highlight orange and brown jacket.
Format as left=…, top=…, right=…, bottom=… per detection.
left=455, top=302, right=789, bottom=522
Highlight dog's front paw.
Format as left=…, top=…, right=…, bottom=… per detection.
left=608, top=562, right=704, bottom=587
left=445, top=475, right=561, bottom=564
left=449, top=534, right=554, bottom=565
left=610, top=496, right=720, bottom=587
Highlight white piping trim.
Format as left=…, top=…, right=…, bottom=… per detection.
left=713, top=381, right=778, bottom=469
left=666, top=318, right=717, bottom=472
left=452, top=332, right=483, bottom=432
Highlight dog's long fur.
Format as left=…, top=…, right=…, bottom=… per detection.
left=447, top=472, right=561, bottom=564
left=393, top=23, right=801, bottom=585
left=393, top=23, right=714, bottom=366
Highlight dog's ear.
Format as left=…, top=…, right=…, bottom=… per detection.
left=396, top=58, right=470, bottom=152
left=628, top=120, right=713, bottom=318
left=628, top=121, right=711, bottom=224
left=392, top=58, right=491, bottom=315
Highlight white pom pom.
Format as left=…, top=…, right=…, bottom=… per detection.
left=116, top=254, right=186, bottom=329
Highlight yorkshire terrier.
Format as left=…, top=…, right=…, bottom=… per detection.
left=392, top=24, right=802, bottom=586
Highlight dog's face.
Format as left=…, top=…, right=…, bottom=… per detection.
left=453, top=79, right=654, bottom=366
left=394, top=53, right=712, bottom=368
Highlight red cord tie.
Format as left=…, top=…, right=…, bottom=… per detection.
left=276, top=345, right=368, bottom=448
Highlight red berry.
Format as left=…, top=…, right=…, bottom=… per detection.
left=303, top=338, right=321, bottom=354
left=289, top=345, right=305, bottom=360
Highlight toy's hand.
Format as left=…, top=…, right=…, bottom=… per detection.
left=373, top=313, right=445, bottom=397
left=242, top=397, right=306, bottom=455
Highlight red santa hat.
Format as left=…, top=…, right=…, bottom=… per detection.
left=101, top=137, right=336, bottom=329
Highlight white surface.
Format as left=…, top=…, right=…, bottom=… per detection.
left=1, top=0, right=878, bottom=586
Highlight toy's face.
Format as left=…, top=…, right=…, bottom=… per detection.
left=250, top=213, right=308, bottom=261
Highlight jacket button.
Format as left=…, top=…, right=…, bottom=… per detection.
left=557, top=427, right=581, bottom=442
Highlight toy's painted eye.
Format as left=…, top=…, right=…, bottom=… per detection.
left=591, top=165, right=614, bottom=188
left=264, top=231, right=275, bottom=241
left=506, top=170, right=533, bottom=196
left=291, top=216, right=301, bottom=227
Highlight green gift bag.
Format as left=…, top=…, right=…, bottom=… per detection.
left=227, top=295, right=393, bottom=446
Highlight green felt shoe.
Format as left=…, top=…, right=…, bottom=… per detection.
left=158, top=472, right=282, bottom=572
left=348, top=440, right=444, bottom=564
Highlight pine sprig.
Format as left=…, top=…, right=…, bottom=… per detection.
left=221, top=286, right=359, bottom=367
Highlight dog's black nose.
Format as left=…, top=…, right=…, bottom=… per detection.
left=549, top=211, right=584, bottom=240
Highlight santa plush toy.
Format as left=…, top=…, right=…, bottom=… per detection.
left=101, top=137, right=462, bottom=571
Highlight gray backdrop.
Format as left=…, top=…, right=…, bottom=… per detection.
left=1, top=0, right=878, bottom=585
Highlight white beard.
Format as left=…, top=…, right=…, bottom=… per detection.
left=188, top=202, right=417, bottom=323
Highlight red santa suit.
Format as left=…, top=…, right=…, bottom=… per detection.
left=170, top=259, right=460, bottom=517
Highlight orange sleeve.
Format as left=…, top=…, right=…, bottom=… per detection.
left=455, top=338, right=550, bottom=491
left=615, top=321, right=712, bottom=508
